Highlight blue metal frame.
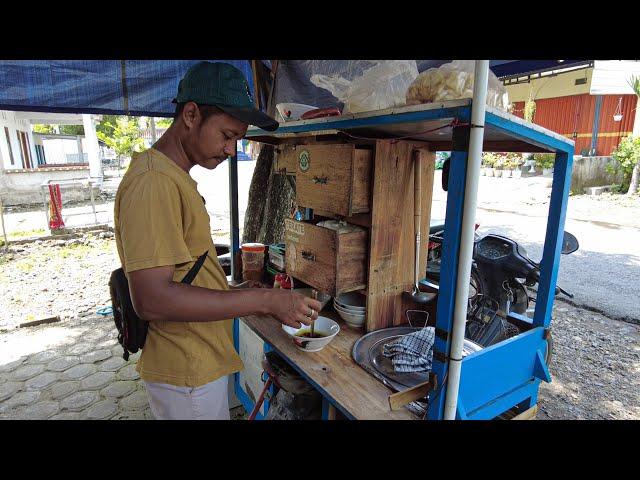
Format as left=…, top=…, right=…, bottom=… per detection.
left=229, top=153, right=250, bottom=414
left=240, top=102, right=575, bottom=420
left=246, top=104, right=469, bottom=139
left=591, top=96, right=603, bottom=155
left=446, top=110, right=573, bottom=420
left=427, top=143, right=470, bottom=420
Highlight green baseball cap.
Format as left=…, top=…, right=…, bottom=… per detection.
left=172, top=61, right=279, bottom=131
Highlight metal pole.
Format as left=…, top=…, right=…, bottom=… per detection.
left=0, top=197, right=8, bottom=250
left=443, top=60, right=489, bottom=420
left=90, top=181, right=97, bottom=225
left=150, top=117, right=157, bottom=143
left=41, top=185, right=50, bottom=231
left=229, top=153, right=240, bottom=280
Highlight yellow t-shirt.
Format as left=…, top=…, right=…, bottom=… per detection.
left=114, top=148, right=244, bottom=387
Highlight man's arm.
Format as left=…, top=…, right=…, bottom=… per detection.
left=128, top=265, right=321, bottom=328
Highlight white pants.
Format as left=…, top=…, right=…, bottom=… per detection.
left=143, top=376, right=230, bottom=420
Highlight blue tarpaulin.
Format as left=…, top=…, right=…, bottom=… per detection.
left=0, top=60, right=254, bottom=117
left=0, top=60, right=589, bottom=117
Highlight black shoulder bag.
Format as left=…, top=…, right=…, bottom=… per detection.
left=108, top=251, right=208, bottom=360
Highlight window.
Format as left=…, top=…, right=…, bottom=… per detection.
left=18, top=131, right=33, bottom=169
left=4, top=127, right=15, bottom=166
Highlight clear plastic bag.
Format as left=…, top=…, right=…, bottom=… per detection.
left=405, top=60, right=509, bottom=110
left=309, top=60, right=419, bottom=114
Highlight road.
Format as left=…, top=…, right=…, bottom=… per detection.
left=3, top=162, right=638, bottom=322
left=431, top=170, right=640, bottom=323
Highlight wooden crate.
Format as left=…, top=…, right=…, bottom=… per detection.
left=284, top=218, right=368, bottom=297
left=279, top=144, right=373, bottom=217
left=366, top=142, right=435, bottom=332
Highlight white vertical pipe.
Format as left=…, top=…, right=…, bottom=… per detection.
left=150, top=117, right=157, bottom=143
left=443, top=60, right=490, bottom=420
left=82, top=114, right=103, bottom=183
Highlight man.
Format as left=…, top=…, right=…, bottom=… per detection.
left=114, top=61, right=321, bottom=420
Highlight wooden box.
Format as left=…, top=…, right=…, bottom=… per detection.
left=284, top=218, right=368, bottom=297
left=278, top=144, right=373, bottom=217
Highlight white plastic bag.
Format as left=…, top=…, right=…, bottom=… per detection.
left=405, top=60, right=509, bottom=110
left=310, top=60, right=419, bottom=114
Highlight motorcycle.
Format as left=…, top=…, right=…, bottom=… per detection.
left=422, top=223, right=579, bottom=360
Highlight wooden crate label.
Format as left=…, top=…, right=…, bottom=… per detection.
left=298, top=149, right=311, bottom=172
left=284, top=218, right=305, bottom=236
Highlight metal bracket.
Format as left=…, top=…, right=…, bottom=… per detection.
left=312, top=176, right=328, bottom=185
left=452, top=124, right=471, bottom=151
left=434, top=327, right=449, bottom=341
left=433, top=350, right=447, bottom=364
left=301, top=251, right=316, bottom=261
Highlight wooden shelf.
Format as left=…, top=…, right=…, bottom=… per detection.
left=240, top=311, right=418, bottom=420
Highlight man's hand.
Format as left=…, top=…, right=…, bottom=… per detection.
left=267, top=289, right=323, bottom=329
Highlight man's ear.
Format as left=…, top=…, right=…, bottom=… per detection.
left=182, top=102, right=199, bottom=129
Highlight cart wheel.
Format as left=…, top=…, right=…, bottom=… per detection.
left=545, top=330, right=554, bottom=366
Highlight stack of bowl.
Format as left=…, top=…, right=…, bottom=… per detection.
left=333, top=292, right=366, bottom=329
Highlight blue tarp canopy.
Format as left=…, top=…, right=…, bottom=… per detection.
left=0, top=60, right=589, bottom=117
left=0, top=60, right=254, bottom=117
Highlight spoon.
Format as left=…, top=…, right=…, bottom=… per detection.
left=311, top=289, right=318, bottom=337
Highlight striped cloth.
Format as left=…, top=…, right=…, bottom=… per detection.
left=383, top=327, right=435, bottom=373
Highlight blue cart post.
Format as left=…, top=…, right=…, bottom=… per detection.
left=239, top=99, right=574, bottom=420
left=429, top=109, right=575, bottom=420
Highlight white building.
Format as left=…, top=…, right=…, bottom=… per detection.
left=0, top=111, right=103, bottom=206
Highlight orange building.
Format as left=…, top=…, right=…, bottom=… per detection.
left=504, top=61, right=639, bottom=156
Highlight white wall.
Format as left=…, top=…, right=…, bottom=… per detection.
left=0, top=110, right=38, bottom=169
left=0, top=166, right=92, bottom=205
left=42, top=138, right=67, bottom=164
left=591, top=60, right=640, bottom=95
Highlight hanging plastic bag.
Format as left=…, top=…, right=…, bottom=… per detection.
left=310, top=60, right=419, bottom=114
left=405, top=60, right=509, bottom=110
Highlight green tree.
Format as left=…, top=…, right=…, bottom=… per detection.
left=95, top=116, right=145, bottom=169
left=629, top=75, right=640, bottom=97
left=625, top=75, right=640, bottom=195
left=32, top=124, right=56, bottom=134
left=609, top=136, right=640, bottom=194
left=33, top=124, right=85, bottom=135
left=155, top=117, right=173, bottom=128
left=59, top=125, right=84, bottom=136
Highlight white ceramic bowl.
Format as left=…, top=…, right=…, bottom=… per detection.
left=294, top=288, right=331, bottom=311
left=336, top=309, right=366, bottom=328
left=276, top=103, right=317, bottom=122
left=335, top=292, right=366, bottom=310
left=281, top=316, right=340, bottom=352
left=333, top=300, right=365, bottom=317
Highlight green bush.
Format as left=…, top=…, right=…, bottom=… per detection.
left=483, top=152, right=522, bottom=169
left=482, top=152, right=499, bottom=167
left=533, top=153, right=555, bottom=169
left=608, top=136, right=640, bottom=192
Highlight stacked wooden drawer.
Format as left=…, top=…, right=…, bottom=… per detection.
left=278, top=144, right=373, bottom=296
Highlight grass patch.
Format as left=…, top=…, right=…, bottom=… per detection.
left=1, top=228, right=47, bottom=246
left=8, top=228, right=47, bottom=239
left=15, top=259, right=35, bottom=273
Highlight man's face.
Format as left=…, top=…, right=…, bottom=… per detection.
left=183, top=104, right=248, bottom=170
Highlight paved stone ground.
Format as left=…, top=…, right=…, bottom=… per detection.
left=0, top=310, right=251, bottom=420
left=1, top=298, right=638, bottom=420
left=0, top=313, right=154, bottom=420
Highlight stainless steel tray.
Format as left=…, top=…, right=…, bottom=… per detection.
left=352, top=327, right=483, bottom=393
left=352, top=327, right=426, bottom=393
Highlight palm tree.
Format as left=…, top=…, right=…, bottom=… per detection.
left=627, top=75, right=640, bottom=195
left=629, top=75, right=640, bottom=97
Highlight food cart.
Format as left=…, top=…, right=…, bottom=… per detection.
left=0, top=59, right=575, bottom=420
left=232, top=64, right=574, bottom=420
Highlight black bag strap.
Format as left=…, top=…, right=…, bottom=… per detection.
left=181, top=251, right=208, bottom=284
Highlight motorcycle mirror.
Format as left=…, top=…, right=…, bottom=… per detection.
left=442, top=158, right=450, bottom=191
left=561, top=232, right=579, bottom=254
